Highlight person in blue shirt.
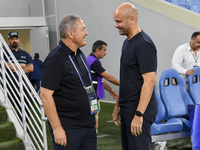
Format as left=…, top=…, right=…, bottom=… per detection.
left=30, top=53, right=43, bottom=93
left=6, top=31, right=33, bottom=74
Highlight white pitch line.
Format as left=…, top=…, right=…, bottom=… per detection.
left=99, top=99, right=116, bottom=104
left=97, top=134, right=111, bottom=138
left=106, top=120, right=113, bottom=123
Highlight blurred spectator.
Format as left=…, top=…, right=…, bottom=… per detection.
left=30, top=53, right=43, bottom=93
left=5, top=31, right=33, bottom=75
left=172, top=31, right=200, bottom=81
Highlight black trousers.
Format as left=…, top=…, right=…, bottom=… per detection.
left=49, top=122, right=97, bottom=150
left=120, top=109, right=157, bottom=150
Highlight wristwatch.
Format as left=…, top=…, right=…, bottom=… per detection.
left=135, top=111, right=144, bottom=117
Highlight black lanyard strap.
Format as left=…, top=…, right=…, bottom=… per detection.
left=190, top=50, right=199, bottom=65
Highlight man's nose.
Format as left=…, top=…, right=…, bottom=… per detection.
left=115, top=22, right=118, bottom=28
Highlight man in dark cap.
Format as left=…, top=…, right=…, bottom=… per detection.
left=30, top=53, right=43, bottom=93
left=6, top=31, right=33, bottom=74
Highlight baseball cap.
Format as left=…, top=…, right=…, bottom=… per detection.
left=34, top=53, right=39, bottom=58
left=7, top=31, right=20, bottom=39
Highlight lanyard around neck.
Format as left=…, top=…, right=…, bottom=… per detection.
left=59, top=44, right=93, bottom=86
left=68, top=54, right=92, bottom=87
left=190, top=50, right=199, bottom=65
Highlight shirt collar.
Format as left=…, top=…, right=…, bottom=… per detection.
left=10, top=47, right=22, bottom=52
left=186, top=43, right=192, bottom=51
left=59, top=40, right=81, bottom=56
left=90, top=53, right=98, bottom=59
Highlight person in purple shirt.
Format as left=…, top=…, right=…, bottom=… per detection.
left=86, top=40, right=120, bottom=136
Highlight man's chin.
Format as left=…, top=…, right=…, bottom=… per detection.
left=79, top=42, right=87, bottom=48
left=11, top=45, right=18, bottom=49
left=119, top=32, right=126, bottom=36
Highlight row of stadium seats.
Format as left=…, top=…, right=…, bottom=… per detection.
left=151, top=68, right=200, bottom=149
left=164, top=0, right=200, bottom=13
left=151, top=69, right=192, bottom=136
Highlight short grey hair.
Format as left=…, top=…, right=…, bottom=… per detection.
left=59, top=14, right=82, bottom=39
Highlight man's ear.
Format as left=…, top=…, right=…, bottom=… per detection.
left=129, top=15, right=135, bottom=25
left=97, top=48, right=101, bottom=52
left=67, top=30, right=74, bottom=39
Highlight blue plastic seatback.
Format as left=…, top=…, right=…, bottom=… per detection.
left=154, top=82, right=166, bottom=123
left=151, top=82, right=183, bottom=135
left=159, top=69, right=194, bottom=120
left=185, top=0, right=200, bottom=9
left=189, top=4, right=200, bottom=13
left=170, top=0, right=188, bottom=9
left=188, top=67, right=200, bottom=104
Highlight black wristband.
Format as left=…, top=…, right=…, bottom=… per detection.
left=135, top=111, right=143, bottom=117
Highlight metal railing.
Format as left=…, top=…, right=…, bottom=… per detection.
left=0, top=33, right=47, bottom=150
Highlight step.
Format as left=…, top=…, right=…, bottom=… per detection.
left=0, top=106, right=7, bottom=122
left=0, top=121, right=15, bottom=142
left=0, top=137, right=25, bottom=150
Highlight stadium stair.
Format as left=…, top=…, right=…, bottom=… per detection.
left=0, top=105, right=25, bottom=150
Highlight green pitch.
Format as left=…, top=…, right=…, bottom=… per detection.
left=46, top=102, right=192, bottom=150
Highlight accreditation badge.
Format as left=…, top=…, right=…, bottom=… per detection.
left=85, top=85, right=99, bottom=115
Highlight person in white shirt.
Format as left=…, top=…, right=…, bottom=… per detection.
left=172, top=31, right=200, bottom=81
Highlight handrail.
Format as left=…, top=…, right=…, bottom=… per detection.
left=0, top=33, right=47, bottom=150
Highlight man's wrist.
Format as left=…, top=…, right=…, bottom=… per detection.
left=135, top=111, right=143, bottom=117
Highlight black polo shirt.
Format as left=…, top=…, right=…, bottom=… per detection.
left=41, top=40, right=95, bottom=129
left=89, top=53, right=105, bottom=93
left=119, top=30, right=158, bottom=112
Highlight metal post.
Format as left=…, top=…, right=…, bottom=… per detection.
left=19, top=73, right=27, bottom=141
left=0, top=40, right=6, bottom=105
left=41, top=106, right=48, bottom=150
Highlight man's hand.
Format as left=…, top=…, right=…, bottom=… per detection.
left=185, top=69, right=195, bottom=76
left=95, top=114, right=99, bottom=129
left=131, top=115, right=143, bottom=136
left=40, top=87, right=67, bottom=147
left=109, top=89, right=118, bottom=99
left=53, top=127, right=67, bottom=147
left=112, top=106, right=121, bottom=126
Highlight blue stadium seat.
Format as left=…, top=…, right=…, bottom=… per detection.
left=190, top=4, right=200, bottom=13
left=159, top=69, right=193, bottom=130
left=170, top=0, right=189, bottom=9
left=188, top=67, right=200, bottom=104
left=151, top=82, right=183, bottom=135
left=185, top=0, right=200, bottom=9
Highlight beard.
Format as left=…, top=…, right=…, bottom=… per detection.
left=118, top=27, right=128, bottom=36
left=10, top=42, right=18, bottom=49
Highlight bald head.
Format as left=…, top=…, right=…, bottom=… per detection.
left=113, top=3, right=140, bottom=39
left=114, top=2, right=138, bottom=20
